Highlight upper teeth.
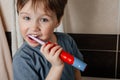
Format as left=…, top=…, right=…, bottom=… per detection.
left=31, top=34, right=37, bottom=37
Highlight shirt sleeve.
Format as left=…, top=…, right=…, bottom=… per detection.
left=13, top=52, right=40, bottom=80
left=69, top=35, right=84, bottom=61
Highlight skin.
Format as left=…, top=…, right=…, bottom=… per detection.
left=18, top=0, right=82, bottom=80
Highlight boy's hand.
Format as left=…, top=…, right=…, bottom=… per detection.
left=40, top=43, right=64, bottom=67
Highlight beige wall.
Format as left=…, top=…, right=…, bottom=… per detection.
left=64, top=0, right=120, bottom=34
left=1, top=0, right=120, bottom=34
left=0, top=0, right=15, bottom=32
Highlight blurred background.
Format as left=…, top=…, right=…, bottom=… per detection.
left=1, top=0, right=120, bottom=80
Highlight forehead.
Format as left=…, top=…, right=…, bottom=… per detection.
left=19, top=0, right=54, bottom=15
left=20, top=1, right=58, bottom=20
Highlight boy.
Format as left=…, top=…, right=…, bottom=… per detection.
left=13, top=0, right=83, bottom=80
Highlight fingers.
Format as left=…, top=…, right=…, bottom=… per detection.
left=40, top=43, right=64, bottom=66
left=40, top=43, right=62, bottom=57
left=54, top=47, right=63, bottom=57
left=40, top=43, right=54, bottom=53
left=49, top=45, right=61, bottom=56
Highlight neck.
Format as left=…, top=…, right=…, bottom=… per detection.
left=50, top=33, right=57, bottom=43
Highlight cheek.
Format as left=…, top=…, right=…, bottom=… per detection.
left=19, top=19, right=28, bottom=30
left=19, top=24, right=28, bottom=37
left=43, top=29, right=53, bottom=36
left=19, top=21, right=28, bottom=32
left=42, top=28, right=54, bottom=38
left=45, top=26, right=54, bottom=33
left=20, top=28, right=26, bottom=38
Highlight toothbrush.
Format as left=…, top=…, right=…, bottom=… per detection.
left=28, top=35, right=87, bottom=71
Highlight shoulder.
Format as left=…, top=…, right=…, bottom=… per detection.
left=55, top=32, right=71, bottom=38
left=55, top=32, right=76, bottom=52
left=13, top=43, right=44, bottom=80
left=13, top=42, right=33, bottom=58
left=55, top=32, right=74, bottom=43
left=13, top=42, right=39, bottom=65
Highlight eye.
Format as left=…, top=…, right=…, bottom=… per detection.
left=41, top=18, right=49, bottom=22
left=23, top=16, right=31, bottom=21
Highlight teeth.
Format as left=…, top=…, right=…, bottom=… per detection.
left=31, top=34, right=37, bottom=37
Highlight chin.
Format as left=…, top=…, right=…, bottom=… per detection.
left=28, top=42, right=39, bottom=47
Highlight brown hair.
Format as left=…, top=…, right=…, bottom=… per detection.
left=17, top=0, right=67, bottom=22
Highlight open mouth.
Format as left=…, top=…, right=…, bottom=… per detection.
left=27, top=34, right=39, bottom=43
left=28, top=34, right=45, bottom=45
left=28, top=34, right=38, bottom=40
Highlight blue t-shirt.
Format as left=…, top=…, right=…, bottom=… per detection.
left=13, top=32, right=83, bottom=80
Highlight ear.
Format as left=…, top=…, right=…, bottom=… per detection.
left=55, top=17, right=63, bottom=28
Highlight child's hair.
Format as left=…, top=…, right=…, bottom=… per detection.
left=17, top=0, right=68, bottom=22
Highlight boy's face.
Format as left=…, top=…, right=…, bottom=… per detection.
left=18, top=1, right=59, bottom=47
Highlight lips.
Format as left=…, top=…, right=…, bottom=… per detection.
left=27, top=34, right=39, bottom=43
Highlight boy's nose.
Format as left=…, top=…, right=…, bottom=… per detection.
left=31, top=22, right=41, bottom=31
left=31, top=26, right=40, bottom=32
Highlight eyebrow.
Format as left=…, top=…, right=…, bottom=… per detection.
left=19, top=11, right=55, bottom=19
left=19, top=12, right=30, bottom=15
